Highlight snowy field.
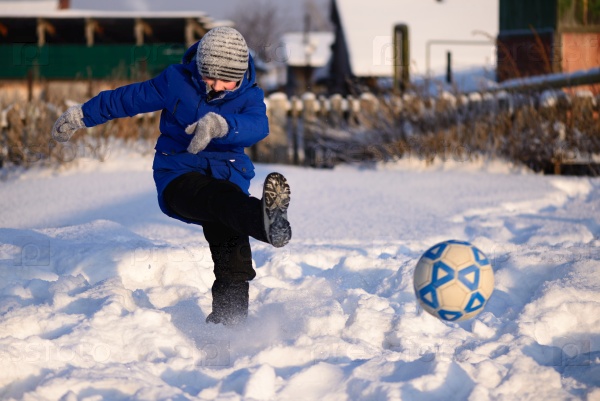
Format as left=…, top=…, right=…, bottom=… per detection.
left=0, top=150, right=598, bottom=400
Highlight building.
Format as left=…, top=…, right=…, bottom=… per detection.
left=281, top=31, right=334, bottom=95
left=327, top=0, right=498, bottom=94
left=0, top=0, right=230, bottom=80
left=497, top=0, right=600, bottom=82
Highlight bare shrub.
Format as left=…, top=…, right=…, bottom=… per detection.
left=300, top=86, right=600, bottom=173
left=0, top=83, right=160, bottom=171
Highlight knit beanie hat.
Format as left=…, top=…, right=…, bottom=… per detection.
left=196, top=27, right=249, bottom=82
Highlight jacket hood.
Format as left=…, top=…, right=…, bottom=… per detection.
left=182, top=40, right=258, bottom=99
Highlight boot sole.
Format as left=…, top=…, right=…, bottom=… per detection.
left=262, top=173, right=291, bottom=247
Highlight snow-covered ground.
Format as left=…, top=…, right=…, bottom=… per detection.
left=0, top=150, right=598, bottom=401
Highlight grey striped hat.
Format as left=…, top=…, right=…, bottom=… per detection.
left=196, top=27, right=249, bottom=82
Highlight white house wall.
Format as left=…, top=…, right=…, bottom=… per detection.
left=281, top=32, right=335, bottom=67
left=336, top=0, right=498, bottom=77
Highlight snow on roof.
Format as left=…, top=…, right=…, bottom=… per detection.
left=0, top=0, right=57, bottom=16
left=0, top=0, right=209, bottom=19
left=200, top=19, right=235, bottom=29
left=281, top=31, right=334, bottom=67
left=335, top=0, right=498, bottom=77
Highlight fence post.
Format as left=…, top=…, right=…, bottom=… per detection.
left=328, top=93, right=344, bottom=127
left=347, top=95, right=360, bottom=127
left=318, top=95, right=330, bottom=120
left=301, top=92, right=318, bottom=165
left=260, top=92, right=290, bottom=164
left=290, top=95, right=304, bottom=165
left=358, top=92, right=379, bottom=128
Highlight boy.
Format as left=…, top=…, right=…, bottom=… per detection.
left=51, top=27, right=292, bottom=326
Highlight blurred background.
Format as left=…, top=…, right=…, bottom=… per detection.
left=1, top=0, right=599, bottom=174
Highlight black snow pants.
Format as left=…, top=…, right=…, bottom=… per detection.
left=163, top=172, right=268, bottom=324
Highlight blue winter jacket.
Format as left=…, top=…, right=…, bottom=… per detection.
left=81, top=42, right=269, bottom=223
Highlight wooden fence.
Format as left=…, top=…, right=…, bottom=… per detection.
left=255, top=89, right=600, bottom=174
left=1, top=86, right=599, bottom=174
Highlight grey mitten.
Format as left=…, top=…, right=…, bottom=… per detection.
left=185, top=112, right=229, bottom=153
left=51, top=105, right=85, bottom=142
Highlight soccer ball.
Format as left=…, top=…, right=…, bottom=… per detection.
left=413, top=240, right=494, bottom=321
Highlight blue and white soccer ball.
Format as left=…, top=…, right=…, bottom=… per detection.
left=413, top=240, right=494, bottom=322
